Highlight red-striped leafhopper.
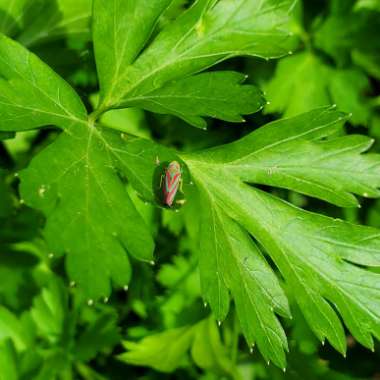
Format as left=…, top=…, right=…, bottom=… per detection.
left=162, top=161, right=182, bottom=207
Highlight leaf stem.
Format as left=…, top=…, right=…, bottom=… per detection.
left=88, top=104, right=109, bottom=125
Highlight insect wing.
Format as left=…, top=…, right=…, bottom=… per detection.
left=164, top=170, right=181, bottom=207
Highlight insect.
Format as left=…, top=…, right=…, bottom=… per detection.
left=160, top=160, right=184, bottom=207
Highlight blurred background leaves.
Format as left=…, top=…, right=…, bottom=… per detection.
left=0, top=0, right=379, bottom=379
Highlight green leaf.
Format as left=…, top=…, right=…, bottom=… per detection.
left=314, top=5, right=380, bottom=68
left=30, top=279, right=67, bottom=342
left=265, top=52, right=371, bottom=125
left=122, top=71, right=265, bottom=128
left=0, top=35, right=156, bottom=300
left=75, top=311, right=120, bottom=361
left=190, top=318, right=235, bottom=376
left=0, top=34, right=87, bottom=132
left=157, top=255, right=200, bottom=328
left=329, top=69, right=371, bottom=126
left=199, top=190, right=289, bottom=368
left=93, top=0, right=173, bottom=104
left=355, top=0, right=380, bottom=11
left=94, top=0, right=296, bottom=112
left=189, top=107, right=380, bottom=207
left=0, top=0, right=92, bottom=46
left=264, top=52, right=331, bottom=117
left=119, top=325, right=195, bottom=372
left=17, top=0, right=92, bottom=47
left=0, top=339, right=18, bottom=380
left=119, top=318, right=235, bottom=375
left=99, top=135, right=183, bottom=203
left=0, top=306, right=28, bottom=350
left=20, top=124, right=155, bottom=299
left=182, top=107, right=380, bottom=366
left=0, top=0, right=29, bottom=36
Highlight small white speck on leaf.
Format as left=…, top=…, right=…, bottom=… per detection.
left=69, top=281, right=76, bottom=288
left=48, top=253, right=54, bottom=259
left=38, top=185, right=46, bottom=197
left=87, top=299, right=94, bottom=306
left=123, top=285, right=129, bottom=291
left=103, top=297, right=109, bottom=303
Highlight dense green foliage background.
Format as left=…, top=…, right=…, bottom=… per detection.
left=0, top=0, right=380, bottom=379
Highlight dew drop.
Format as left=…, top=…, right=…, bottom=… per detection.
left=283, top=368, right=286, bottom=373
left=217, top=320, right=222, bottom=327
left=250, top=347, right=254, bottom=354
left=14, top=172, right=19, bottom=178
left=103, top=297, right=109, bottom=303
left=332, top=104, right=337, bottom=108
left=267, top=361, right=270, bottom=366
left=190, top=181, right=194, bottom=185
left=19, top=199, right=25, bottom=205
left=288, top=51, right=293, bottom=55
left=363, top=192, right=369, bottom=197
left=69, top=281, right=76, bottom=288
left=87, top=299, right=94, bottom=306
left=150, top=260, right=155, bottom=266
left=123, top=285, right=129, bottom=291
left=322, top=340, right=325, bottom=346
left=266, top=101, right=271, bottom=105
left=203, top=302, right=208, bottom=308
left=48, top=253, right=54, bottom=259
